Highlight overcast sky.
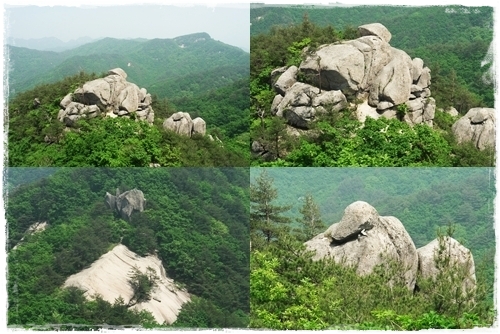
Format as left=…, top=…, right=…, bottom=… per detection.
left=3, top=2, right=250, bottom=51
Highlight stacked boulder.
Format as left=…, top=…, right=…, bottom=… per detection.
left=162, top=111, right=206, bottom=137
left=305, top=201, right=476, bottom=293
left=451, top=107, right=495, bottom=150
left=105, top=188, right=146, bottom=221
left=417, top=236, right=476, bottom=296
left=305, top=201, right=418, bottom=290
left=58, top=68, right=154, bottom=126
left=271, top=23, right=435, bottom=129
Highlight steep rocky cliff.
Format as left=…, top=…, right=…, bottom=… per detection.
left=63, top=244, right=190, bottom=325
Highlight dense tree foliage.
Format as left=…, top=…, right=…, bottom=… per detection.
left=7, top=72, right=249, bottom=167
left=6, top=168, right=249, bottom=328
left=250, top=7, right=494, bottom=167
left=249, top=169, right=495, bottom=330
left=250, top=169, right=291, bottom=249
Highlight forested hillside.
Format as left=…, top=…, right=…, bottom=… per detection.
left=7, top=33, right=248, bottom=99
left=249, top=168, right=495, bottom=330
left=6, top=32, right=249, bottom=167
left=7, top=70, right=249, bottom=167
left=250, top=5, right=494, bottom=167
left=6, top=168, right=249, bottom=329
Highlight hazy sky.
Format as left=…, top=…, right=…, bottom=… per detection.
left=3, top=2, right=250, bottom=51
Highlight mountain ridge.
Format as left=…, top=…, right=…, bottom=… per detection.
left=7, top=32, right=249, bottom=98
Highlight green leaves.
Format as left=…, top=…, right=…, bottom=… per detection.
left=250, top=169, right=292, bottom=247
left=280, top=115, right=457, bottom=167
left=127, top=266, right=159, bottom=306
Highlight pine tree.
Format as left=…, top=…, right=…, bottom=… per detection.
left=296, top=194, right=325, bottom=241
left=250, top=169, right=291, bottom=249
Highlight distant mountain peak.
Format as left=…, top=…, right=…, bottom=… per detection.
left=173, top=32, right=212, bottom=47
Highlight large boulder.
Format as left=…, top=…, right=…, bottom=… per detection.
left=273, top=66, right=298, bottom=96
left=305, top=201, right=419, bottom=290
left=192, top=117, right=207, bottom=136
left=451, top=107, right=495, bottom=150
left=163, top=112, right=206, bottom=137
left=63, top=244, right=190, bottom=325
left=60, top=68, right=154, bottom=127
left=274, top=82, right=347, bottom=129
left=416, top=237, right=476, bottom=295
left=404, top=97, right=435, bottom=126
left=105, top=188, right=146, bottom=221
left=358, top=23, right=392, bottom=43
left=369, top=47, right=413, bottom=106
left=300, top=43, right=365, bottom=95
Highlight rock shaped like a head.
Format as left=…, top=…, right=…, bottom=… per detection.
left=329, top=201, right=379, bottom=243
left=108, top=68, right=127, bottom=79
left=358, top=23, right=392, bottom=43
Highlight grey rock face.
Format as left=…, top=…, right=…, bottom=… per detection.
left=192, top=117, right=207, bottom=136
left=105, top=188, right=146, bottom=221
left=445, top=107, right=459, bottom=117
left=274, top=82, right=347, bottom=129
left=60, top=68, right=154, bottom=127
left=329, top=201, right=378, bottom=242
left=305, top=201, right=419, bottom=290
left=108, top=67, right=127, bottom=79
left=273, top=66, right=298, bottom=96
left=300, top=43, right=365, bottom=95
left=417, top=237, right=476, bottom=295
left=411, top=58, right=424, bottom=82
left=404, top=97, right=435, bottom=126
left=358, top=23, right=392, bottom=43
left=271, top=95, right=284, bottom=115
left=163, top=112, right=207, bottom=138
left=370, top=47, right=413, bottom=106
left=60, top=93, right=73, bottom=109
left=451, top=108, right=495, bottom=150
left=251, top=140, right=276, bottom=162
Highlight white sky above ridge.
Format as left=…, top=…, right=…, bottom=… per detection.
left=3, top=2, right=250, bottom=51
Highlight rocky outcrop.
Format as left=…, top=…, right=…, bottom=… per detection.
left=57, top=68, right=154, bottom=127
left=417, top=237, right=476, bottom=295
left=445, top=107, right=459, bottom=117
left=270, top=23, right=434, bottom=129
left=105, top=188, right=146, bottom=221
left=192, top=117, right=207, bottom=136
left=451, top=107, right=495, bottom=150
left=12, top=221, right=48, bottom=250
left=63, top=244, right=190, bottom=325
left=305, top=201, right=419, bottom=290
left=305, top=201, right=476, bottom=293
left=163, top=112, right=207, bottom=137
left=273, top=82, right=347, bottom=129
